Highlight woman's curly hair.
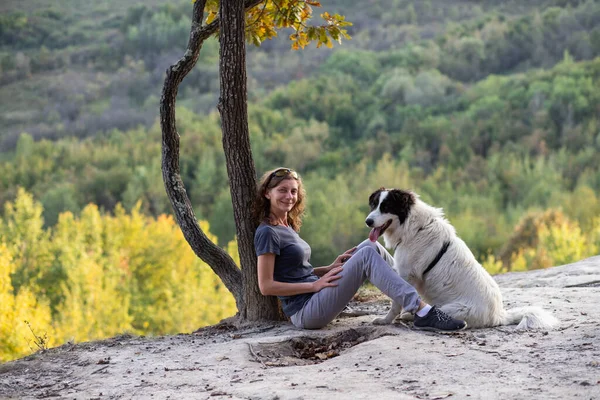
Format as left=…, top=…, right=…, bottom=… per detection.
left=252, top=168, right=306, bottom=232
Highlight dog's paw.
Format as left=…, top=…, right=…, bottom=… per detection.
left=372, top=317, right=392, bottom=325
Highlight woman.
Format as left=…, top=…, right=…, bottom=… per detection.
left=253, top=167, right=467, bottom=331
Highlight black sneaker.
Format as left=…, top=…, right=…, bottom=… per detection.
left=413, top=306, right=467, bottom=332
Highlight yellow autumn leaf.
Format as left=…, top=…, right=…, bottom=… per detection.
left=206, top=11, right=217, bottom=24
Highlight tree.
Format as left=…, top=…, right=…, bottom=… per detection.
left=159, top=0, right=350, bottom=321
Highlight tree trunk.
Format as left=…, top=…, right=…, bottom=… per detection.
left=160, top=0, right=244, bottom=310
left=218, top=0, right=282, bottom=320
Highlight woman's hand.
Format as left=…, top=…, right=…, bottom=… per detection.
left=313, top=246, right=358, bottom=277
left=330, top=246, right=357, bottom=268
left=312, top=266, right=343, bottom=292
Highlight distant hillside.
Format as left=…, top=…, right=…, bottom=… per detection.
left=2, top=0, right=598, bottom=149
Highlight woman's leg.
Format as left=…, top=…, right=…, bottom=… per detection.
left=291, top=245, right=421, bottom=329
left=356, top=239, right=395, bottom=267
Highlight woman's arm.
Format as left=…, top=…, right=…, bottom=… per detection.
left=257, top=253, right=342, bottom=296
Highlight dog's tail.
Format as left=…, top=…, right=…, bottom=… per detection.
left=501, top=306, right=559, bottom=330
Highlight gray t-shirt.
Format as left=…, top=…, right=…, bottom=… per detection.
left=254, top=222, right=318, bottom=316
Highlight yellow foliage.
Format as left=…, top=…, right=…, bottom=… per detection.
left=0, top=190, right=236, bottom=362
left=589, top=216, right=600, bottom=250
left=226, top=239, right=240, bottom=267
left=0, top=244, right=56, bottom=362
left=500, top=209, right=596, bottom=271
left=538, top=222, right=593, bottom=267
left=510, top=248, right=547, bottom=272
left=481, top=252, right=504, bottom=275
left=205, top=0, right=353, bottom=49
left=54, top=256, right=133, bottom=343
left=0, top=187, right=52, bottom=292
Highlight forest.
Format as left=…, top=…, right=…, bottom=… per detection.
left=1, top=0, right=600, bottom=361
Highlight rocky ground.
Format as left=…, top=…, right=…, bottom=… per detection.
left=1, top=256, right=599, bottom=400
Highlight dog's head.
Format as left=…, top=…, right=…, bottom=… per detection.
left=365, top=188, right=416, bottom=244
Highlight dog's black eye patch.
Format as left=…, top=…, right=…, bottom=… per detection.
left=368, top=188, right=385, bottom=210
left=382, top=189, right=415, bottom=224
left=380, top=202, right=391, bottom=213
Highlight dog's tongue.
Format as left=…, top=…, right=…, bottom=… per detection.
left=369, top=227, right=381, bottom=242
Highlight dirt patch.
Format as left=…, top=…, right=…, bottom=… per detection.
left=250, top=327, right=390, bottom=367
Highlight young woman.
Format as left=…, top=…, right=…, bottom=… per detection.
left=253, top=167, right=467, bottom=331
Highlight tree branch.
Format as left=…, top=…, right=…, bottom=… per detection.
left=160, top=0, right=265, bottom=310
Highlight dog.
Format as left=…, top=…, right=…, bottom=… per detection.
left=365, top=188, right=558, bottom=330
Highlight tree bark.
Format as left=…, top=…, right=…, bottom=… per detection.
left=218, top=0, right=282, bottom=320
left=160, top=0, right=245, bottom=309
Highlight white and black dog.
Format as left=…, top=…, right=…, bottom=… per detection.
left=365, top=188, right=558, bottom=330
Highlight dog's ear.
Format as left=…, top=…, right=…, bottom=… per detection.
left=385, top=189, right=415, bottom=224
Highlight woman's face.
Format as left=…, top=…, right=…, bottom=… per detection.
left=265, top=178, right=299, bottom=216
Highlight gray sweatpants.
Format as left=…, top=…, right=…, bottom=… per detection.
left=290, top=239, right=421, bottom=329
